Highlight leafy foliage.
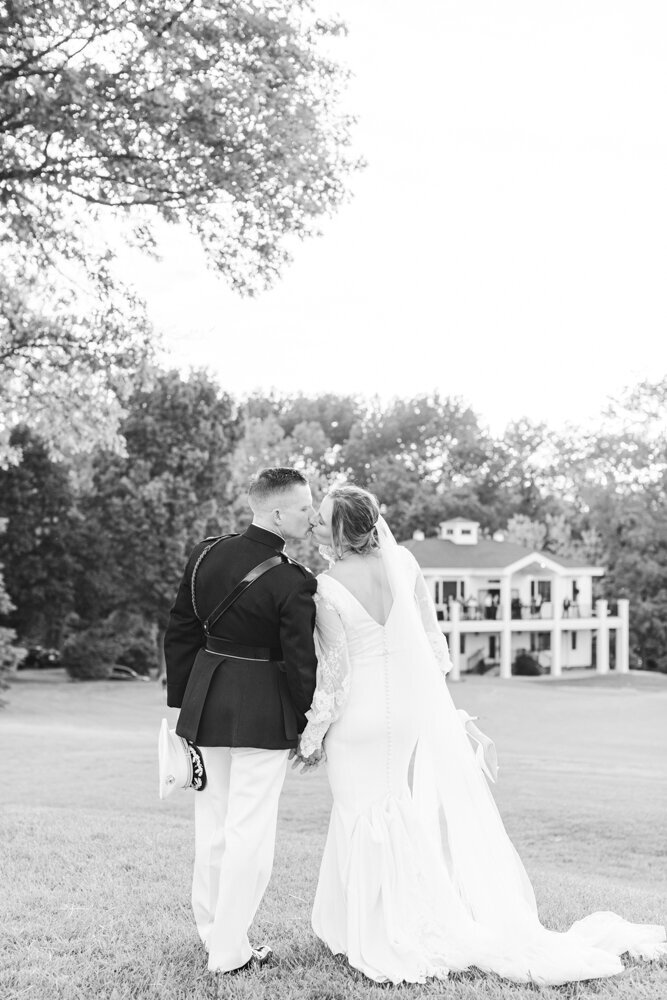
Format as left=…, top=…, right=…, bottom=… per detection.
left=0, top=426, right=80, bottom=645
left=62, top=626, right=115, bottom=680
left=0, top=554, right=26, bottom=698
left=0, top=0, right=358, bottom=292
left=75, top=369, right=241, bottom=670
left=0, top=1, right=359, bottom=462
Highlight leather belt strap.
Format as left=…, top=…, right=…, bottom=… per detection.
left=205, top=637, right=283, bottom=661
left=202, top=554, right=284, bottom=634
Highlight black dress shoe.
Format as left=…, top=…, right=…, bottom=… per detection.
left=229, top=945, right=273, bottom=974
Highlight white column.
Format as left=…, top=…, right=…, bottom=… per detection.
left=551, top=627, right=562, bottom=677
left=616, top=599, right=630, bottom=673
left=595, top=599, right=609, bottom=674
left=551, top=574, right=563, bottom=677
left=448, top=598, right=461, bottom=682
left=551, top=574, right=563, bottom=621
left=500, top=574, right=512, bottom=679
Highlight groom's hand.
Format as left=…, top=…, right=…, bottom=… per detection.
left=289, top=743, right=324, bottom=773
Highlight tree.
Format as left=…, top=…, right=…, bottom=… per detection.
left=246, top=392, right=365, bottom=451
left=1, top=1, right=359, bottom=456
left=0, top=293, right=147, bottom=465
left=225, top=412, right=334, bottom=566
left=0, top=426, right=80, bottom=644
left=591, top=487, right=667, bottom=671
left=0, top=1, right=358, bottom=294
left=505, top=514, right=547, bottom=552
left=538, top=379, right=667, bottom=670
left=475, top=419, right=556, bottom=526
left=76, top=369, right=241, bottom=666
left=342, top=393, right=489, bottom=486
left=0, top=519, right=25, bottom=700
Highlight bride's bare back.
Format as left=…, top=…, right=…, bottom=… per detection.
left=326, top=551, right=394, bottom=626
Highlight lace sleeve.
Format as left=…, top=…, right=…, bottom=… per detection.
left=299, top=584, right=351, bottom=759
left=413, top=562, right=453, bottom=676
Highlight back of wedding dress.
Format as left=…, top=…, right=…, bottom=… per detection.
left=300, top=522, right=667, bottom=986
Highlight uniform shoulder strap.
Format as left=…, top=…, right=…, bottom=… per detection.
left=190, top=534, right=237, bottom=621
left=282, top=552, right=314, bottom=577
left=203, top=553, right=287, bottom=635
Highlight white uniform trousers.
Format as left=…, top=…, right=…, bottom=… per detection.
left=192, top=745, right=289, bottom=973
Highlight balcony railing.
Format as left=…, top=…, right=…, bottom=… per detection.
left=435, top=601, right=611, bottom=622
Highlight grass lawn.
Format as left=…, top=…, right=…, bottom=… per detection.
left=1, top=669, right=666, bottom=1000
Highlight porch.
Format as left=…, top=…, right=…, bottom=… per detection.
left=438, top=598, right=630, bottom=680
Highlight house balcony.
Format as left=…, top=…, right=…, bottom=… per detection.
left=435, top=596, right=629, bottom=681
left=435, top=599, right=619, bottom=625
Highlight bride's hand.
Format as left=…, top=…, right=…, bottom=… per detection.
left=289, top=743, right=324, bottom=773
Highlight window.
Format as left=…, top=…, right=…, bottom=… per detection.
left=461, top=528, right=471, bottom=535
left=435, top=580, right=460, bottom=604
left=435, top=580, right=465, bottom=603
left=460, top=635, right=466, bottom=654
left=571, top=631, right=577, bottom=650
left=537, top=580, right=552, bottom=602
left=530, top=632, right=551, bottom=652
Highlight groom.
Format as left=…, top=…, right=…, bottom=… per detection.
left=164, top=468, right=319, bottom=973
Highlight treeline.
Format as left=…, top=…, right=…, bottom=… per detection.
left=1, top=369, right=667, bottom=681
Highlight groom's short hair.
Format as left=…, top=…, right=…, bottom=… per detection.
left=248, top=467, right=308, bottom=505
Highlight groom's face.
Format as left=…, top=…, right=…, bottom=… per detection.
left=274, top=483, right=315, bottom=541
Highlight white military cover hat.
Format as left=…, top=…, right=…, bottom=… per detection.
left=158, top=718, right=207, bottom=799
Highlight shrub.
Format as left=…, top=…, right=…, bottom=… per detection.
left=61, top=611, right=158, bottom=680
left=512, top=651, right=542, bottom=676
left=109, top=611, right=157, bottom=676
left=62, top=628, right=116, bottom=680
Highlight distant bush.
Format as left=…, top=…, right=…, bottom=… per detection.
left=105, top=611, right=157, bottom=676
left=512, top=651, right=542, bottom=676
left=470, top=658, right=495, bottom=676
left=62, top=612, right=157, bottom=680
left=62, top=628, right=116, bottom=680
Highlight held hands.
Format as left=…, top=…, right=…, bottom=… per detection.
left=288, top=739, right=325, bottom=774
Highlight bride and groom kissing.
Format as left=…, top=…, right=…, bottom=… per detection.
left=163, top=467, right=666, bottom=985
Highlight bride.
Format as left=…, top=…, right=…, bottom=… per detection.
left=296, top=484, right=666, bottom=986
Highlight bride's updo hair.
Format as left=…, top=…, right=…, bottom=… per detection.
left=328, top=485, right=381, bottom=560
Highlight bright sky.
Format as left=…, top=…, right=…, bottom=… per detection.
left=126, top=0, right=667, bottom=434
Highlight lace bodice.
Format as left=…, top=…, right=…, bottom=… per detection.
left=300, top=550, right=453, bottom=758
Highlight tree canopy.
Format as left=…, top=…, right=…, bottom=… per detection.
left=1, top=0, right=359, bottom=459
left=0, top=0, right=358, bottom=291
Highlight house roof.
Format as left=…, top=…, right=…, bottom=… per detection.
left=400, top=537, right=596, bottom=572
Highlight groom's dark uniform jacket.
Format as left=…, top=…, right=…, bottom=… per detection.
left=164, top=524, right=318, bottom=749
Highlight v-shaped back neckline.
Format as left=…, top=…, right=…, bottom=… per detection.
left=324, top=574, right=396, bottom=628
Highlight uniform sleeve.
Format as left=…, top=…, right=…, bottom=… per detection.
left=409, top=552, right=453, bottom=676
left=278, top=572, right=319, bottom=718
left=299, top=585, right=352, bottom=759
left=163, top=543, right=206, bottom=708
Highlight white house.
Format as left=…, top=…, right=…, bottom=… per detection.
left=401, top=517, right=630, bottom=681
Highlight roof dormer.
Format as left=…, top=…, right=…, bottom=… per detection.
left=439, top=518, right=479, bottom=545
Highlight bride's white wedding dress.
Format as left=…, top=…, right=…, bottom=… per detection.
left=299, top=526, right=666, bottom=986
